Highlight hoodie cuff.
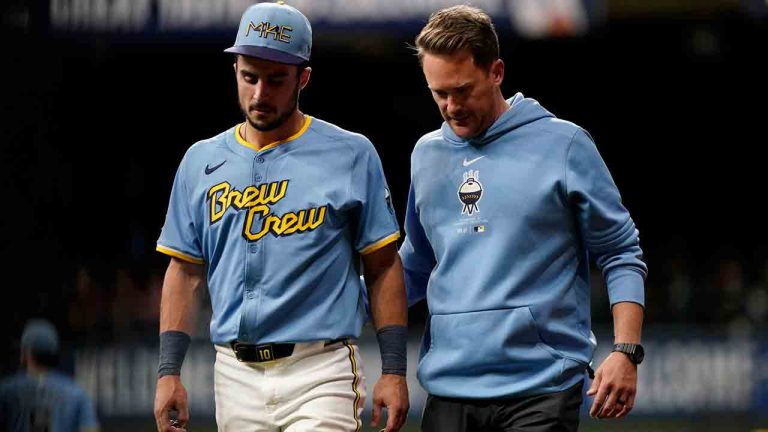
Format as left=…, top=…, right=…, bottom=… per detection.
left=606, top=269, right=645, bottom=308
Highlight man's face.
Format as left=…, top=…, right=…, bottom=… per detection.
left=421, top=49, right=504, bottom=139
left=235, top=55, right=310, bottom=132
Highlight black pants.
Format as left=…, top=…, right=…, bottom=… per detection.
left=421, top=381, right=583, bottom=432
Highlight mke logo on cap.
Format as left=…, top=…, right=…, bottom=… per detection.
left=246, top=21, right=293, bottom=44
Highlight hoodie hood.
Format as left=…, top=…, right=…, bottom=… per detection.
left=441, top=92, right=555, bottom=147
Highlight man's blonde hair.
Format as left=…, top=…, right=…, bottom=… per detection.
left=414, top=5, right=500, bottom=70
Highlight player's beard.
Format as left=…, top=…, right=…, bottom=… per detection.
left=243, top=80, right=301, bottom=132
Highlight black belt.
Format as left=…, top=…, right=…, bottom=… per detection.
left=230, top=338, right=347, bottom=363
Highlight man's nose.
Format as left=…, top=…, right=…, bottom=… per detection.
left=252, top=80, right=269, bottom=100
left=446, top=95, right=463, bottom=116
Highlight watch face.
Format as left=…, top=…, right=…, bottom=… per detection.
left=634, top=344, right=645, bottom=363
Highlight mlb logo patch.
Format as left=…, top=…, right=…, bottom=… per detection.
left=384, top=187, right=395, bottom=214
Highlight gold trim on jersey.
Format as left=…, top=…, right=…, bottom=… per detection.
left=343, top=341, right=363, bottom=432
left=359, top=232, right=401, bottom=255
left=156, top=245, right=205, bottom=265
left=235, top=116, right=313, bottom=152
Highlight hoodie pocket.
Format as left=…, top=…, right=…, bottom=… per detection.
left=418, top=307, right=565, bottom=391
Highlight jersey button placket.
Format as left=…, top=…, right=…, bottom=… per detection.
left=254, top=155, right=265, bottom=182
left=245, top=153, right=267, bottom=337
left=245, top=242, right=260, bottom=302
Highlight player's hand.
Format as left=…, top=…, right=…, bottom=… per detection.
left=154, top=375, right=189, bottom=432
left=587, top=352, right=637, bottom=419
left=371, top=374, right=409, bottom=432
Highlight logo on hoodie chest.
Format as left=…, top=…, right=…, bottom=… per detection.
left=454, top=169, right=488, bottom=236
left=458, top=170, right=483, bottom=215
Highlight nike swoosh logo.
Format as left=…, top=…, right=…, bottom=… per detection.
left=463, top=156, right=486, bottom=166
left=205, top=160, right=226, bottom=175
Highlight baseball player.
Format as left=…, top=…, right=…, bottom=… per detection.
left=152, top=2, right=409, bottom=431
left=0, top=319, right=100, bottom=432
left=399, top=6, right=647, bottom=431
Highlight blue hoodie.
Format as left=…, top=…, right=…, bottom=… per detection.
left=399, top=93, right=647, bottom=399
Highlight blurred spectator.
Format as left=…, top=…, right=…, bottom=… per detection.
left=666, top=257, right=693, bottom=318
left=744, top=257, right=768, bottom=328
left=719, top=257, right=745, bottom=318
left=110, top=265, right=164, bottom=343
left=703, top=247, right=757, bottom=336
left=67, top=266, right=109, bottom=344
left=110, top=268, right=144, bottom=341
left=0, top=318, right=100, bottom=432
left=660, top=238, right=695, bottom=322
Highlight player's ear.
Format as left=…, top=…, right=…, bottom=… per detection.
left=490, top=59, right=504, bottom=86
left=299, top=66, right=312, bottom=90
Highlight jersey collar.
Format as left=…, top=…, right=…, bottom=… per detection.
left=235, top=116, right=313, bottom=153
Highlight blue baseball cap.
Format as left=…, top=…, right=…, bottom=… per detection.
left=21, top=319, right=59, bottom=356
left=224, top=1, right=312, bottom=65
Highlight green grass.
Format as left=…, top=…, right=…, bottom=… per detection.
left=579, top=417, right=764, bottom=432
left=103, top=416, right=766, bottom=432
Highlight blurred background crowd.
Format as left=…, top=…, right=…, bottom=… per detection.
left=7, top=234, right=768, bottom=352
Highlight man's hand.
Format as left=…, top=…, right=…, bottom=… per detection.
left=587, top=352, right=637, bottom=418
left=371, top=374, right=409, bottom=432
left=154, top=375, right=189, bottom=432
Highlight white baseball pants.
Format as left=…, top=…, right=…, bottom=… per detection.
left=213, top=340, right=366, bottom=432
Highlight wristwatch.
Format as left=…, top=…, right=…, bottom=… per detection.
left=612, top=343, right=644, bottom=364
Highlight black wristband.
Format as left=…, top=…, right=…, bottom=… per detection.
left=376, top=325, right=407, bottom=376
left=158, top=331, right=191, bottom=378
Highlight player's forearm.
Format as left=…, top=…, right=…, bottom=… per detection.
left=363, top=244, right=409, bottom=377
left=611, top=301, right=643, bottom=343
left=159, top=257, right=205, bottom=334
left=363, top=247, right=408, bottom=330
left=367, top=261, right=408, bottom=329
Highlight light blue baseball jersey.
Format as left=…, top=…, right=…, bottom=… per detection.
left=157, top=116, right=400, bottom=344
left=0, top=372, right=99, bottom=432
left=400, top=93, right=647, bottom=399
